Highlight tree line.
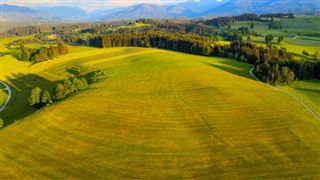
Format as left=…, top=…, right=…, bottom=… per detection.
left=201, top=13, right=295, bottom=28
left=0, top=26, right=51, bottom=37
left=89, top=31, right=320, bottom=83
left=29, top=77, right=88, bottom=107
left=20, top=43, right=69, bottom=63
left=259, top=13, right=295, bottom=19
left=89, top=31, right=214, bottom=56
left=216, top=41, right=319, bottom=83
left=28, top=65, right=107, bottom=108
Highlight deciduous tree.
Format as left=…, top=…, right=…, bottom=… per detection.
left=277, top=36, right=284, bottom=44
left=265, top=34, right=274, bottom=45
left=41, top=90, right=52, bottom=104
left=28, top=87, right=42, bottom=106
left=315, top=50, right=320, bottom=60
left=54, top=83, right=65, bottom=100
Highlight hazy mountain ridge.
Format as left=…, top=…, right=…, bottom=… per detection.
left=1, top=4, right=100, bottom=21
left=203, top=0, right=320, bottom=16
left=41, top=6, right=89, bottom=20
left=106, top=4, right=170, bottom=20
left=0, top=4, right=60, bottom=21
left=1, top=0, right=319, bottom=22
left=1, top=3, right=38, bottom=13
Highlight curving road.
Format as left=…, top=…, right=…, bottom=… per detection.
left=0, top=80, right=11, bottom=112
left=250, top=68, right=320, bottom=122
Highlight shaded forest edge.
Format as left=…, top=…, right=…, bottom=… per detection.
left=0, top=66, right=106, bottom=128
left=19, top=43, right=69, bottom=63
left=28, top=65, right=106, bottom=108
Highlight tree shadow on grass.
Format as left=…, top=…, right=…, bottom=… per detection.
left=202, top=59, right=254, bottom=80
left=295, top=87, right=320, bottom=94
left=1, top=73, right=57, bottom=127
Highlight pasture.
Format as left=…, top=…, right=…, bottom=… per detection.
left=253, top=41, right=319, bottom=60
left=0, top=90, right=8, bottom=108
left=230, top=15, right=320, bottom=60
left=278, top=79, right=320, bottom=117
left=0, top=46, right=320, bottom=178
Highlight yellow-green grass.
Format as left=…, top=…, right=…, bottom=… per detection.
left=231, top=16, right=320, bottom=37
left=278, top=79, right=320, bottom=117
left=231, top=16, right=320, bottom=49
left=214, top=41, right=230, bottom=46
left=0, top=46, right=160, bottom=124
left=281, top=16, right=320, bottom=32
left=0, top=45, right=111, bottom=124
left=1, top=47, right=320, bottom=178
left=0, top=89, right=8, bottom=107
left=0, top=44, right=100, bottom=79
left=24, top=44, right=51, bottom=49
left=118, top=22, right=150, bottom=29
left=229, top=17, right=320, bottom=60
left=252, top=41, right=319, bottom=60
left=0, top=35, right=34, bottom=52
left=78, top=32, right=92, bottom=39
left=47, top=35, right=57, bottom=40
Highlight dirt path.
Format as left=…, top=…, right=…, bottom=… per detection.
left=0, top=80, right=11, bottom=113
left=250, top=68, right=320, bottom=122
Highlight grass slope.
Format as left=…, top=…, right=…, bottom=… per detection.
left=1, top=47, right=320, bottom=178
left=0, top=90, right=8, bottom=107
left=278, top=79, right=320, bottom=117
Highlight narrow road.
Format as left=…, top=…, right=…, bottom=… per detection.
left=250, top=68, right=320, bottom=122
left=0, top=80, right=11, bottom=113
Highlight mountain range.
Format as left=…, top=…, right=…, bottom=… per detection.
left=204, top=0, right=320, bottom=16
left=1, top=0, right=319, bottom=22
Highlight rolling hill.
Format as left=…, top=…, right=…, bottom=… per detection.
left=1, top=46, right=320, bottom=178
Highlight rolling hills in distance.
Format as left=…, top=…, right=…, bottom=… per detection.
left=1, top=0, right=320, bottom=21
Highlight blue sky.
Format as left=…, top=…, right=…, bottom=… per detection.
left=2, top=0, right=220, bottom=11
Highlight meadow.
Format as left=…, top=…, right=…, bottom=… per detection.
left=278, top=79, right=320, bottom=117
left=0, top=45, right=320, bottom=178
left=230, top=15, right=320, bottom=60
left=0, top=90, right=8, bottom=107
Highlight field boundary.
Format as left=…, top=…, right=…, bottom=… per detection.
left=0, top=81, right=11, bottom=113
left=250, top=68, right=320, bottom=122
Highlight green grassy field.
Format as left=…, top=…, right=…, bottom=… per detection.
left=0, top=83, right=6, bottom=89
left=118, top=22, right=150, bottom=29
left=253, top=41, right=319, bottom=60
left=230, top=16, right=320, bottom=60
left=232, top=16, right=320, bottom=38
left=0, top=90, right=8, bottom=107
left=1, top=47, right=320, bottom=178
left=278, top=79, right=320, bottom=117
